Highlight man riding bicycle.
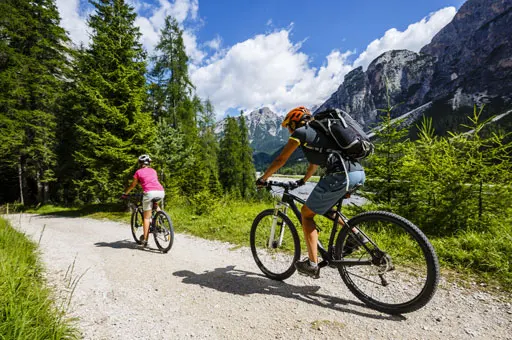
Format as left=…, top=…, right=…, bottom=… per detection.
left=256, top=106, right=365, bottom=278
left=122, top=154, right=165, bottom=248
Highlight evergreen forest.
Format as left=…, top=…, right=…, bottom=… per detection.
left=0, top=0, right=255, bottom=207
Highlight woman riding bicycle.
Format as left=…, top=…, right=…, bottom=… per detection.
left=122, top=154, right=165, bottom=248
left=256, top=106, right=365, bottom=278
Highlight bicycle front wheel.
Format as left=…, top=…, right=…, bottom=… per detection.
left=250, top=209, right=300, bottom=280
left=152, top=211, right=174, bottom=253
left=335, top=211, right=439, bottom=314
left=131, top=207, right=144, bottom=244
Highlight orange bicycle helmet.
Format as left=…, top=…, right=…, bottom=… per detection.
left=281, top=106, right=311, bottom=129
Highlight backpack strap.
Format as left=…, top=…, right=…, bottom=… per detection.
left=302, top=146, right=351, bottom=191
left=328, top=151, right=350, bottom=192
left=302, top=144, right=338, bottom=154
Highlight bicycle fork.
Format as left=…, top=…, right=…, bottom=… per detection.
left=268, top=202, right=289, bottom=248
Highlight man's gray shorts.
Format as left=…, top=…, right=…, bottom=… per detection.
left=305, top=170, right=365, bottom=215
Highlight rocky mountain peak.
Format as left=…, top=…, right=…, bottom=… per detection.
left=315, top=0, right=512, bottom=135
left=315, top=49, right=435, bottom=129
left=420, top=0, right=512, bottom=106
left=216, top=107, right=288, bottom=154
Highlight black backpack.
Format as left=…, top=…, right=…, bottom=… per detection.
left=308, top=108, right=374, bottom=161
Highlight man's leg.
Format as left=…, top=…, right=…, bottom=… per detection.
left=301, top=204, right=318, bottom=263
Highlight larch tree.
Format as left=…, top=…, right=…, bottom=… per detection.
left=149, top=16, right=197, bottom=141
left=148, top=15, right=209, bottom=200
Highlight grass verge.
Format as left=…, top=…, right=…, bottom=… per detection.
left=0, top=217, right=78, bottom=339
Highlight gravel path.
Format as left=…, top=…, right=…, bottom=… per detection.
left=5, top=213, right=512, bottom=340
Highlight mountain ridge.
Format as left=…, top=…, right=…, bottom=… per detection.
left=315, top=0, right=512, bottom=135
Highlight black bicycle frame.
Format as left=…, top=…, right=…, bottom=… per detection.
left=279, top=189, right=373, bottom=269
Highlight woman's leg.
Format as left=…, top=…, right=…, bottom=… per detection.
left=143, top=209, right=152, bottom=242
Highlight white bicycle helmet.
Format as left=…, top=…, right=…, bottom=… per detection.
left=138, top=154, right=152, bottom=165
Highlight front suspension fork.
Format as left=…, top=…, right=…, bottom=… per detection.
left=268, top=202, right=289, bottom=248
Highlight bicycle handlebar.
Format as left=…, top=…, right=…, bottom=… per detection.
left=120, top=193, right=143, bottom=201
left=262, top=180, right=294, bottom=191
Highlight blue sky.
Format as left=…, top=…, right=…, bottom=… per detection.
left=56, top=0, right=464, bottom=119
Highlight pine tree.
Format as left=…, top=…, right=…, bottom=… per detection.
left=397, top=117, right=462, bottom=232
left=238, top=112, right=256, bottom=198
left=218, top=117, right=243, bottom=195
left=0, top=0, right=70, bottom=204
left=448, top=107, right=512, bottom=231
left=198, top=99, right=222, bottom=195
left=364, top=107, right=409, bottom=207
left=53, top=46, right=88, bottom=204
left=72, top=0, right=155, bottom=202
left=398, top=109, right=512, bottom=235
left=152, top=119, right=187, bottom=194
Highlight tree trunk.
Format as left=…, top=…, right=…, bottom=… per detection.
left=478, top=180, right=483, bottom=226
left=18, top=158, right=24, bottom=205
left=43, top=181, right=49, bottom=204
left=36, top=169, right=43, bottom=204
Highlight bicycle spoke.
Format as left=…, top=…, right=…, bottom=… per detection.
left=337, top=211, right=439, bottom=314
left=131, top=209, right=144, bottom=244
left=250, top=210, right=300, bottom=280
left=344, top=269, right=385, bottom=286
left=152, top=211, right=174, bottom=253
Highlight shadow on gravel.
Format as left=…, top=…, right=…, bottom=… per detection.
left=174, top=266, right=405, bottom=320
left=94, top=240, right=162, bottom=254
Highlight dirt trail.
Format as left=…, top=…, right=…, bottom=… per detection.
left=5, top=214, right=512, bottom=340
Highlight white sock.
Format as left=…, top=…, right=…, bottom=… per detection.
left=309, top=260, right=318, bottom=267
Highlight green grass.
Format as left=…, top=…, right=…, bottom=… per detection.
left=0, top=218, right=79, bottom=339
left=432, top=230, right=512, bottom=289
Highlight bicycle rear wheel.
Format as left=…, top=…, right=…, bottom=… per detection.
left=250, top=209, right=300, bottom=280
left=152, top=211, right=174, bottom=253
left=335, top=211, right=439, bottom=314
left=131, top=207, right=144, bottom=244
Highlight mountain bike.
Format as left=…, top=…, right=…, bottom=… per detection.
left=250, top=180, right=439, bottom=314
left=124, top=193, right=174, bottom=253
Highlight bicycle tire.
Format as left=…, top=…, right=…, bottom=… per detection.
left=250, top=209, right=301, bottom=280
left=152, top=211, right=174, bottom=253
left=131, top=207, right=144, bottom=244
left=335, top=211, right=439, bottom=314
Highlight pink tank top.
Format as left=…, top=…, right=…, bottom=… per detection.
left=134, top=167, right=164, bottom=192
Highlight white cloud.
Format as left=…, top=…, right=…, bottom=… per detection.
left=56, top=0, right=201, bottom=57
left=353, top=7, right=456, bottom=69
left=134, top=16, right=160, bottom=52
left=148, top=0, right=198, bottom=27
left=205, top=35, right=222, bottom=51
left=56, top=0, right=90, bottom=47
left=139, top=0, right=202, bottom=57
left=190, top=30, right=354, bottom=117
left=182, top=30, right=206, bottom=64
